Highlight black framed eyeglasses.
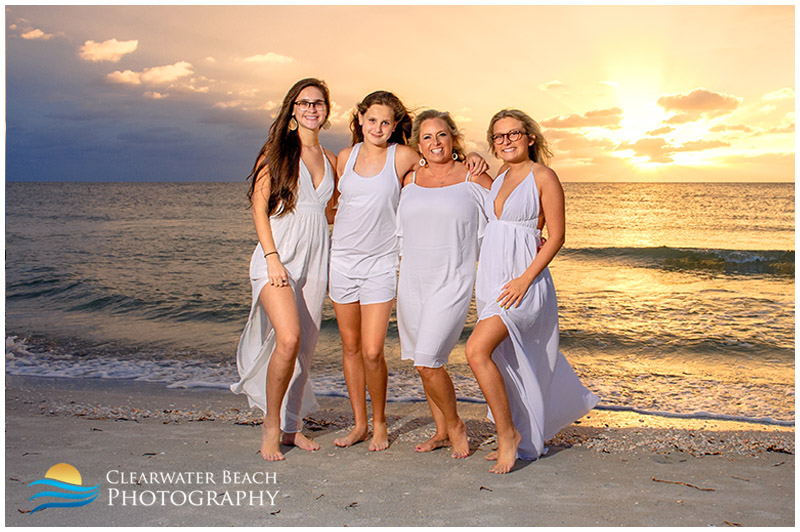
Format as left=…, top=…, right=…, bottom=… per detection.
left=491, top=129, right=525, bottom=144
left=295, top=99, right=326, bottom=111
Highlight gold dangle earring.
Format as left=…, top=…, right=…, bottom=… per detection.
left=288, top=116, right=298, bottom=131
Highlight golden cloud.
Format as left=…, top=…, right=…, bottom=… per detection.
left=242, top=52, right=294, bottom=64
left=657, top=88, right=741, bottom=123
left=79, top=38, right=138, bottom=63
left=541, top=107, right=623, bottom=129
left=645, top=126, right=674, bottom=136
left=617, top=136, right=730, bottom=163
left=539, top=80, right=567, bottom=90
left=762, top=88, right=794, bottom=101
left=107, top=61, right=194, bottom=86
left=709, top=123, right=754, bottom=133
left=21, top=28, right=54, bottom=41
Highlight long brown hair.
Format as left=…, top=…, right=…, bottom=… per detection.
left=487, top=109, right=553, bottom=165
left=247, top=78, right=331, bottom=216
left=349, top=90, right=412, bottom=146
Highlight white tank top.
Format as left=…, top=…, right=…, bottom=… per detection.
left=330, top=143, right=401, bottom=278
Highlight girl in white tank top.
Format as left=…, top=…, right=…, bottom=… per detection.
left=330, top=142, right=400, bottom=281
left=329, top=91, right=419, bottom=452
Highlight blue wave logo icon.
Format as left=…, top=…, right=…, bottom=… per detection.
left=28, top=463, right=101, bottom=514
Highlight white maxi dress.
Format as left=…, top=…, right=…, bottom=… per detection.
left=476, top=168, right=600, bottom=460
left=231, top=157, right=334, bottom=433
left=397, top=172, right=488, bottom=368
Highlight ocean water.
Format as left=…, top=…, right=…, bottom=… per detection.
left=5, top=182, right=795, bottom=426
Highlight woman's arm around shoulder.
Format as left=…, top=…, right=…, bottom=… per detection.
left=394, top=144, right=421, bottom=182
left=469, top=170, right=493, bottom=190
left=336, top=146, right=353, bottom=178
left=324, top=148, right=339, bottom=224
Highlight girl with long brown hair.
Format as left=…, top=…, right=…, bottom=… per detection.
left=231, top=78, right=337, bottom=461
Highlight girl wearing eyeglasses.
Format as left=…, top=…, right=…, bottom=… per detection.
left=466, top=109, right=599, bottom=473
left=232, top=78, right=337, bottom=461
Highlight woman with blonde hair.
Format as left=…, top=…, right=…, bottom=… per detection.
left=232, top=78, right=337, bottom=461
left=466, top=109, right=599, bottom=473
left=396, top=109, right=492, bottom=458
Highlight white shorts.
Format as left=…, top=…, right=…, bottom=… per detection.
left=329, top=268, right=397, bottom=305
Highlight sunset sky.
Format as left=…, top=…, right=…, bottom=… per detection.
left=5, top=5, right=795, bottom=182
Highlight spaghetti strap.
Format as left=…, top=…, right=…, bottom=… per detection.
left=464, top=171, right=471, bottom=183
left=412, top=170, right=417, bottom=184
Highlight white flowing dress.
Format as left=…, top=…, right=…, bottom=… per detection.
left=476, top=168, right=600, bottom=460
left=231, top=157, right=334, bottom=433
left=397, top=172, right=488, bottom=368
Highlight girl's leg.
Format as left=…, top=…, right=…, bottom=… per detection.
left=280, top=297, right=320, bottom=452
left=359, top=300, right=394, bottom=451
left=332, top=301, right=369, bottom=447
left=465, top=316, right=521, bottom=474
left=258, top=283, right=302, bottom=461
left=416, top=366, right=470, bottom=458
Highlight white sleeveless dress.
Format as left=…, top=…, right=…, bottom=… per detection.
left=397, top=172, right=489, bottom=368
left=231, top=157, right=334, bottom=433
left=476, top=168, right=600, bottom=460
left=329, top=143, right=400, bottom=300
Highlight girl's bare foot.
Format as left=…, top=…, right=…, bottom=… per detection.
left=334, top=425, right=369, bottom=448
left=369, top=422, right=389, bottom=452
left=260, top=424, right=285, bottom=461
left=489, top=429, right=521, bottom=474
left=484, top=450, right=498, bottom=461
left=448, top=420, right=470, bottom=459
left=282, top=431, right=320, bottom=452
left=414, top=434, right=449, bottom=453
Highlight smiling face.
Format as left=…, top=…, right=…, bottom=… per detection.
left=358, top=104, right=397, bottom=146
left=491, top=116, right=534, bottom=163
left=292, top=85, right=327, bottom=131
left=417, top=118, right=454, bottom=163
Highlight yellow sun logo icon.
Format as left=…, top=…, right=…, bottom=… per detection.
left=28, top=463, right=100, bottom=514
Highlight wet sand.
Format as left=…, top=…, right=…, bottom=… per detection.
left=5, top=375, right=794, bottom=527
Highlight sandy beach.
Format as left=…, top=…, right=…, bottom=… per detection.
left=5, top=375, right=794, bottom=527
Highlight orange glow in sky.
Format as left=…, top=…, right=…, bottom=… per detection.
left=5, top=5, right=795, bottom=182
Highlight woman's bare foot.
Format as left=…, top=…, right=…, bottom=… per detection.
left=369, top=421, right=389, bottom=452
left=489, top=429, right=521, bottom=474
left=484, top=450, right=498, bottom=461
left=334, top=425, right=369, bottom=448
left=414, top=434, right=449, bottom=453
left=260, top=423, right=285, bottom=461
left=282, top=431, right=320, bottom=452
left=448, top=420, right=470, bottom=459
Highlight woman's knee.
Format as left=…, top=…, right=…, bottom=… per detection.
left=362, top=346, right=385, bottom=367
left=274, top=330, right=301, bottom=359
left=465, top=336, right=490, bottom=368
left=340, top=338, right=361, bottom=359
